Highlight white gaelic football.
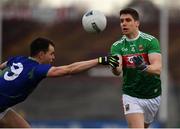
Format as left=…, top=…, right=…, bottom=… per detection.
left=82, top=10, right=107, bottom=33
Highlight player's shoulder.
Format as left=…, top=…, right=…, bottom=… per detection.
left=112, top=35, right=126, bottom=46
left=7, top=56, right=27, bottom=62
left=139, top=31, right=158, bottom=42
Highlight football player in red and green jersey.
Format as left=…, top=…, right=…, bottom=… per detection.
left=110, top=8, right=162, bottom=128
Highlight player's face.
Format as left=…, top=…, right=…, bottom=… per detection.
left=120, top=14, right=139, bottom=36
left=41, top=44, right=55, bottom=64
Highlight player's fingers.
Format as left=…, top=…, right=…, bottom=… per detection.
left=109, top=63, right=115, bottom=68
left=109, top=58, right=119, bottom=63
left=110, top=56, right=119, bottom=61
left=109, top=61, right=119, bottom=68
left=109, top=59, right=119, bottom=65
left=112, top=56, right=119, bottom=60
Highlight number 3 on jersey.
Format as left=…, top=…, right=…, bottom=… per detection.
left=4, top=63, right=23, bottom=81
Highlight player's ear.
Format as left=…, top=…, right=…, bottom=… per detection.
left=135, top=20, right=140, bottom=28
left=38, top=51, right=45, bottom=59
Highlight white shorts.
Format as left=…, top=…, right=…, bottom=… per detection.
left=122, top=94, right=161, bottom=124
left=0, top=108, right=10, bottom=120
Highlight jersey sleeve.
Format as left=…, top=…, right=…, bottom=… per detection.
left=110, top=41, right=122, bottom=56
left=147, top=38, right=161, bottom=54
left=34, top=64, right=52, bottom=78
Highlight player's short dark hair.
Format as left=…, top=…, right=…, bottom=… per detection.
left=119, top=8, right=139, bottom=21
left=30, top=37, right=55, bottom=57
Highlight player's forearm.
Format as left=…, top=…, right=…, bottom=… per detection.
left=146, top=64, right=162, bottom=75
left=48, top=59, right=99, bottom=77
left=66, top=59, right=98, bottom=74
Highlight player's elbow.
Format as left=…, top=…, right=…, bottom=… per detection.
left=62, top=65, right=78, bottom=75
left=47, top=66, right=71, bottom=77
left=148, top=64, right=162, bottom=75
left=157, top=64, right=162, bottom=75
left=155, top=69, right=161, bottom=75
left=155, top=63, right=162, bottom=75
left=60, top=66, right=72, bottom=76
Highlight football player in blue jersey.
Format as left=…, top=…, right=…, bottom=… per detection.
left=0, top=37, right=119, bottom=127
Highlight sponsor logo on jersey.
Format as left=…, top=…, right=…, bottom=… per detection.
left=139, top=44, right=144, bottom=51
left=121, top=47, right=128, bottom=52
left=131, top=47, right=135, bottom=52
left=122, top=53, right=149, bottom=68
left=127, top=56, right=134, bottom=64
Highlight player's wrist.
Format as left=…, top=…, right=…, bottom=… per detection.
left=139, top=64, right=148, bottom=71
left=98, top=56, right=108, bottom=65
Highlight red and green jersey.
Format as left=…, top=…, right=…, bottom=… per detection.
left=110, top=31, right=161, bottom=99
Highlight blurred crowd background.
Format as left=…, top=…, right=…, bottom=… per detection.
left=0, top=0, right=180, bottom=128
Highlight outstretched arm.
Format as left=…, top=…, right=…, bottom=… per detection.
left=47, top=56, right=119, bottom=77
left=47, top=59, right=98, bottom=77
left=0, top=61, right=7, bottom=70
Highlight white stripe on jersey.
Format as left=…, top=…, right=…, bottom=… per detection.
left=112, top=36, right=126, bottom=46
left=141, top=32, right=155, bottom=39
left=140, top=32, right=155, bottom=41
left=113, top=32, right=156, bottom=46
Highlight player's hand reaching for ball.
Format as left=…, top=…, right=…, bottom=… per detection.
left=98, top=55, right=119, bottom=68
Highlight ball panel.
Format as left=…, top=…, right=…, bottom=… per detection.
left=82, top=10, right=107, bottom=33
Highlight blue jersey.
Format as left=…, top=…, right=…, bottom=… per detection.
left=0, top=56, right=51, bottom=111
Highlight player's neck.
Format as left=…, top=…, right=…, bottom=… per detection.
left=125, top=30, right=140, bottom=41
left=29, top=57, right=40, bottom=63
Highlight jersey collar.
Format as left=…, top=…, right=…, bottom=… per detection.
left=28, top=57, right=39, bottom=63
left=125, top=31, right=141, bottom=41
